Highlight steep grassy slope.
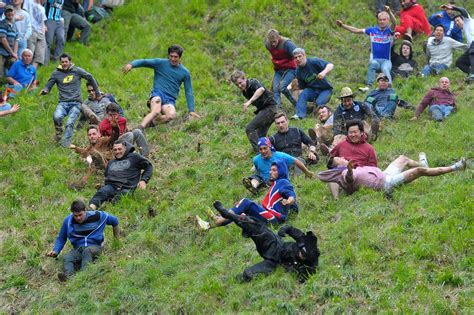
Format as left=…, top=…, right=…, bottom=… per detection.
left=0, top=0, right=473, bottom=313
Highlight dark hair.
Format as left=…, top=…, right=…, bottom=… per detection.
left=453, top=14, right=463, bottom=20
left=316, top=105, right=332, bottom=114
left=346, top=119, right=364, bottom=133
left=399, top=42, right=413, bottom=60
left=274, top=111, right=288, bottom=121
left=71, top=200, right=86, bottom=213
left=106, top=103, right=120, bottom=113
left=114, top=139, right=126, bottom=146
left=168, top=44, right=184, bottom=57
left=59, top=53, right=72, bottom=61
left=87, top=125, right=99, bottom=132
left=434, top=24, right=445, bottom=32
left=326, top=156, right=336, bottom=169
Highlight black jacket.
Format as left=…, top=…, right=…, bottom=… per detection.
left=104, top=142, right=153, bottom=189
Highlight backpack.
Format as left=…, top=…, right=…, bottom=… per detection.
left=86, top=6, right=109, bottom=23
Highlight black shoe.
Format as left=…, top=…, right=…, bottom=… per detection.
left=57, top=272, right=68, bottom=282
left=319, top=143, right=330, bottom=157
left=307, top=128, right=317, bottom=142
left=242, top=178, right=259, bottom=195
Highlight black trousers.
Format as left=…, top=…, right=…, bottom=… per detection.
left=456, top=41, right=474, bottom=74
left=246, top=106, right=277, bottom=152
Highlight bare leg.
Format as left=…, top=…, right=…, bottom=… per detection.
left=328, top=182, right=340, bottom=200
left=141, top=96, right=162, bottom=128
left=402, top=166, right=456, bottom=185
left=385, top=155, right=421, bottom=172
left=158, top=104, right=177, bottom=123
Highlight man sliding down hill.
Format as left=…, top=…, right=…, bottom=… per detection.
left=210, top=201, right=320, bottom=282
left=318, top=153, right=466, bottom=199
left=122, top=44, right=200, bottom=128
left=196, top=159, right=298, bottom=230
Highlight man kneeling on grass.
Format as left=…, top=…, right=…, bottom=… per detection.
left=89, top=140, right=153, bottom=210
left=46, top=200, right=120, bottom=281
left=210, top=201, right=319, bottom=282
left=197, top=159, right=298, bottom=230
left=318, top=153, right=466, bottom=199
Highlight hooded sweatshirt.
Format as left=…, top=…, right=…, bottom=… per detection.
left=53, top=210, right=118, bottom=254
left=44, top=63, right=99, bottom=103
left=104, top=142, right=153, bottom=189
left=260, top=159, right=298, bottom=221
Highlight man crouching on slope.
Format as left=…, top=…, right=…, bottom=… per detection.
left=46, top=200, right=120, bottom=281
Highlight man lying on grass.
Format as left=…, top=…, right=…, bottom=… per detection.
left=318, top=153, right=466, bottom=199
left=211, top=201, right=319, bottom=282
left=46, top=200, right=120, bottom=281
left=196, top=159, right=298, bottom=230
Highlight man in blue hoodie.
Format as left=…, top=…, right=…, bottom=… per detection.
left=196, top=159, right=298, bottom=230
left=47, top=200, right=120, bottom=280
left=89, top=140, right=153, bottom=209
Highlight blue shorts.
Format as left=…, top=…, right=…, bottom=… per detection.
left=148, top=90, right=176, bottom=107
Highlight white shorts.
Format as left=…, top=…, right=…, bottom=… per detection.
left=383, top=163, right=405, bottom=191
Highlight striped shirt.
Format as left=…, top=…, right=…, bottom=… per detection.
left=45, top=0, right=64, bottom=21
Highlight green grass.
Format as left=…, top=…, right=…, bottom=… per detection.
left=0, top=0, right=473, bottom=313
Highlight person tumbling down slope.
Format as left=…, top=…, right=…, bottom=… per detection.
left=318, top=153, right=466, bottom=199
left=196, top=159, right=298, bottom=230
left=211, top=201, right=320, bottom=282
left=122, top=44, right=200, bottom=128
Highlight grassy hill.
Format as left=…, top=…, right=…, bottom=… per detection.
left=0, top=0, right=473, bottom=312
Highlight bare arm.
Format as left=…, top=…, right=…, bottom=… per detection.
left=336, top=20, right=365, bottom=34
left=293, top=158, right=314, bottom=178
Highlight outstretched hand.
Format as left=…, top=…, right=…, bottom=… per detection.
left=384, top=5, right=391, bottom=12
left=336, top=20, right=343, bottom=27
left=440, top=4, right=453, bottom=10
left=46, top=251, right=57, bottom=257
left=122, top=63, right=133, bottom=74
left=188, top=111, right=201, bottom=119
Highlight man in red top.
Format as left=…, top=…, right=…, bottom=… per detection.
left=99, top=103, right=150, bottom=157
left=395, top=0, right=431, bottom=40
left=265, top=29, right=298, bottom=108
left=330, top=119, right=377, bottom=168
left=411, top=77, right=456, bottom=122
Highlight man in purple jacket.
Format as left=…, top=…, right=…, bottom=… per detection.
left=411, top=77, right=456, bottom=121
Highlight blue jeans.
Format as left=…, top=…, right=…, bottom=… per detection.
left=272, top=69, right=297, bottom=107
left=45, top=19, right=65, bottom=64
left=421, top=64, right=449, bottom=77
left=367, top=59, right=392, bottom=86
left=429, top=104, right=454, bottom=121
left=53, top=101, right=81, bottom=147
left=63, top=246, right=101, bottom=276
left=17, top=39, right=27, bottom=59
left=375, top=101, right=397, bottom=118
left=296, top=88, right=332, bottom=118
left=90, top=184, right=132, bottom=208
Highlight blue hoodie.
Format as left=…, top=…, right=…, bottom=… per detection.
left=53, top=211, right=119, bottom=254
left=260, top=159, right=298, bottom=220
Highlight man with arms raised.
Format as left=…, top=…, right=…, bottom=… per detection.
left=122, top=44, right=200, bottom=128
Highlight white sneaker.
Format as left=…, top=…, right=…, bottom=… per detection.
left=419, top=152, right=429, bottom=167
left=195, top=215, right=210, bottom=230
left=358, top=86, right=370, bottom=92
left=452, top=157, right=467, bottom=171
left=290, top=114, right=301, bottom=120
